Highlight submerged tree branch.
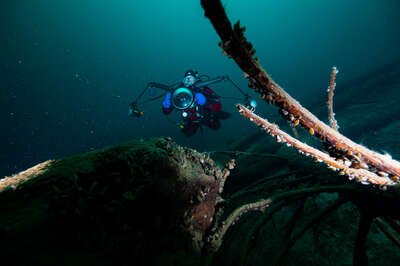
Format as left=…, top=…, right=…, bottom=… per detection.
left=327, top=66, right=339, bottom=131
left=353, top=214, right=372, bottom=266
left=237, top=104, right=394, bottom=186
left=206, top=185, right=354, bottom=251
left=375, top=217, right=400, bottom=249
left=200, top=0, right=400, bottom=184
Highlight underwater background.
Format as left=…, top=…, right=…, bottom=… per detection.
left=1, top=0, right=400, bottom=177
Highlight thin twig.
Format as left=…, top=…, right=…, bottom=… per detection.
left=384, top=217, right=400, bottom=235
left=229, top=175, right=315, bottom=201
left=206, top=150, right=288, bottom=160
left=327, top=66, right=339, bottom=131
left=375, top=217, right=400, bottom=248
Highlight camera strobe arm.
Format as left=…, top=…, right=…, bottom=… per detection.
left=194, top=75, right=229, bottom=88
left=147, top=82, right=176, bottom=92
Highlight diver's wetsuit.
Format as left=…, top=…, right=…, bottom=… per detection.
left=162, top=87, right=222, bottom=136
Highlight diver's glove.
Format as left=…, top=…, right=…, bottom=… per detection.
left=194, top=92, right=207, bottom=106
left=162, top=92, right=172, bottom=108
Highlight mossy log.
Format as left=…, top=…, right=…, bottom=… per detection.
left=0, top=138, right=226, bottom=266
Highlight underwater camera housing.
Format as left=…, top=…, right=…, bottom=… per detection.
left=171, top=87, right=195, bottom=110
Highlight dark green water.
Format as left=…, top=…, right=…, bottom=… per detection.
left=1, top=0, right=399, bottom=176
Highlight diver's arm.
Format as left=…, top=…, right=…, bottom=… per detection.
left=131, top=82, right=172, bottom=106
left=130, top=82, right=176, bottom=117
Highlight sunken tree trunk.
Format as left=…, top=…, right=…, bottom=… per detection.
left=0, top=138, right=228, bottom=266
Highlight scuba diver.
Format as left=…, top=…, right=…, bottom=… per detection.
left=129, top=69, right=257, bottom=136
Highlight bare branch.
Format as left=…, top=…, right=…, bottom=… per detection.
left=237, top=104, right=395, bottom=186
left=327, top=66, right=339, bottom=130
left=201, top=0, right=400, bottom=181
left=207, top=185, right=354, bottom=251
